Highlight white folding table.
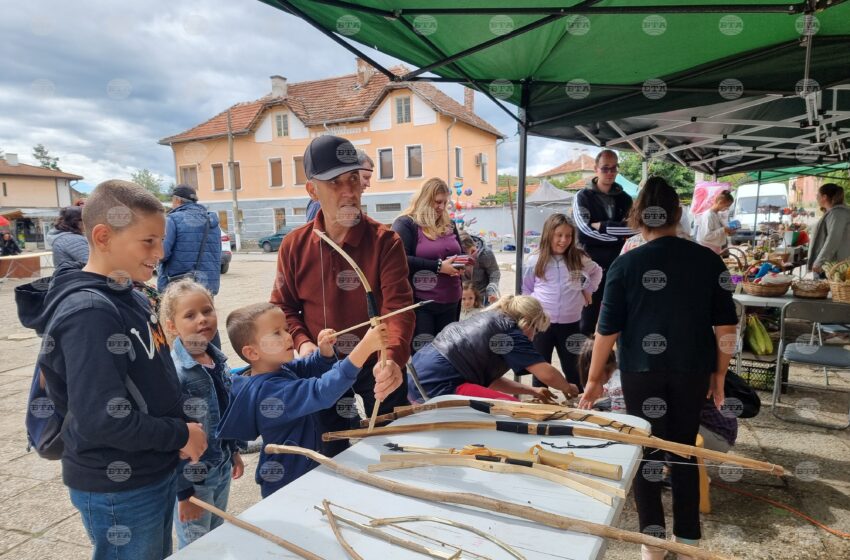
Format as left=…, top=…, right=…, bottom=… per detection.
left=170, top=396, right=650, bottom=559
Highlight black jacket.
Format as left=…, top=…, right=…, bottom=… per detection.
left=572, top=178, right=634, bottom=264
left=16, top=263, right=189, bottom=493
left=391, top=215, right=463, bottom=281
left=1, top=237, right=21, bottom=256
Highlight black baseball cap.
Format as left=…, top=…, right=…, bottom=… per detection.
left=303, top=135, right=365, bottom=181
left=170, top=184, right=198, bottom=202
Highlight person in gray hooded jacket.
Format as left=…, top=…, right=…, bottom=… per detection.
left=46, top=206, right=89, bottom=268
left=809, top=183, right=850, bottom=276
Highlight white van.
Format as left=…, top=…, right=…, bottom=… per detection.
left=730, top=182, right=788, bottom=240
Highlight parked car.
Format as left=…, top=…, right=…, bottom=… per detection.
left=259, top=226, right=295, bottom=252
left=220, top=228, right=232, bottom=274
left=730, top=182, right=788, bottom=243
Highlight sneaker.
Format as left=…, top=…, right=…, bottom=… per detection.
left=641, top=544, right=667, bottom=560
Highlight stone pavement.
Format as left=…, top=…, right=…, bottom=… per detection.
left=0, top=252, right=848, bottom=559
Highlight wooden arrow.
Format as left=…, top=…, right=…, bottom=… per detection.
left=323, top=420, right=785, bottom=477
left=332, top=301, right=433, bottom=337
left=266, top=444, right=730, bottom=560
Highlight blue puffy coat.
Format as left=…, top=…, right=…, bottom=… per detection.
left=158, top=202, right=222, bottom=294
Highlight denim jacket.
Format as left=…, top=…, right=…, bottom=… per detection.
left=172, top=338, right=239, bottom=500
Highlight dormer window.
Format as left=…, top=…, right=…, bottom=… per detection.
left=395, top=96, right=411, bottom=124
left=275, top=113, right=289, bottom=137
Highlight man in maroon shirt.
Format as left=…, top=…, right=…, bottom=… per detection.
left=270, top=135, right=414, bottom=455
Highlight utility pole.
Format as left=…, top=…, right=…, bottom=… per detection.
left=227, top=109, right=242, bottom=251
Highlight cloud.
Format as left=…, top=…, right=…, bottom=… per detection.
left=0, top=0, right=591, bottom=188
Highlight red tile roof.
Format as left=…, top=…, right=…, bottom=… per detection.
left=160, top=65, right=503, bottom=145
left=0, top=159, right=82, bottom=180
left=536, top=154, right=596, bottom=178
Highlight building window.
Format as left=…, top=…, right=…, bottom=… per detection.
left=293, top=207, right=306, bottom=216
left=376, top=203, right=402, bottom=213
left=454, top=147, right=463, bottom=178
left=274, top=208, right=287, bottom=230
left=232, top=162, right=242, bottom=190
left=293, top=156, right=307, bottom=185
left=378, top=148, right=393, bottom=180
left=275, top=113, right=289, bottom=137
left=179, top=166, right=199, bottom=189
left=480, top=153, right=488, bottom=183
left=2, top=182, right=6, bottom=197
left=395, top=96, right=411, bottom=124
left=270, top=158, right=283, bottom=187
left=406, top=145, right=423, bottom=178
left=217, top=210, right=229, bottom=231
left=211, top=164, right=225, bottom=191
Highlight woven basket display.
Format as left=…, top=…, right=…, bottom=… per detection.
left=742, top=279, right=791, bottom=297
left=829, top=281, right=850, bottom=304
left=792, top=279, right=830, bottom=299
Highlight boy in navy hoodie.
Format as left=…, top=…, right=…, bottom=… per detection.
left=216, top=302, right=387, bottom=497
left=16, top=180, right=207, bottom=560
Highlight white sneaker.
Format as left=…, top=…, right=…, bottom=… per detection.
left=641, top=544, right=666, bottom=560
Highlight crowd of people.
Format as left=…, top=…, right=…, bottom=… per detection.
left=11, top=133, right=850, bottom=560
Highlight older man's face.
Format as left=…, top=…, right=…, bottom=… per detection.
left=595, top=153, right=619, bottom=190
left=311, top=170, right=363, bottom=227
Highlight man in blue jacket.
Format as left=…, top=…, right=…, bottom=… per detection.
left=572, top=150, right=634, bottom=335
left=158, top=185, right=221, bottom=295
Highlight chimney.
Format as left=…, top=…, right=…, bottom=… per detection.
left=356, top=58, right=376, bottom=87
left=4, top=153, right=18, bottom=166
left=270, top=75, right=287, bottom=98
left=464, top=87, right=475, bottom=113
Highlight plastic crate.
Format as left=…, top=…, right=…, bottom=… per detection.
left=733, top=359, right=789, bottom=392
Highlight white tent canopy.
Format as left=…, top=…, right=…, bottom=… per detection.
left=525, top=180, right=573, bottom=205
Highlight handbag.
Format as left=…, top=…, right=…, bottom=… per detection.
left=165, top=213, right=210, bottom=283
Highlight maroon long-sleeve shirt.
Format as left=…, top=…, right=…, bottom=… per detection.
left=270, top=211, right=414, bottom=366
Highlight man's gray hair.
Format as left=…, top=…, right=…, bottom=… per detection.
left=357, top=149, right=374, bottom=168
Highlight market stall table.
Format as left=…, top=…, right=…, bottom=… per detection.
left=169, top=396, right=650, bottom=560
left=0, top=251, right=51, bottom=282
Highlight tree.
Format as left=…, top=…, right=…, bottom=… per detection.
left=131, top=169, right=168, bottom=201
left=32, top=144, right=59, bottom=170
left=548, top=172, right=581, bottom=190
left=619, top=152, right=695, bottom=199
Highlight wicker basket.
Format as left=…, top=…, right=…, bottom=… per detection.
left=792, top=279, right=830, bottom=299
left=829, top=281, right=850, bottom=304
left=742, top=279, right=791, bottom=297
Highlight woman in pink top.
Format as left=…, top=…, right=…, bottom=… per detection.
left=522, top=214, right=602, bottom=390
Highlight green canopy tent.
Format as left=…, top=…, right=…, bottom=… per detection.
left=260, top=0, right=850, bottom=291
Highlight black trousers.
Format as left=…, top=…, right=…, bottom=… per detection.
left=316, top=355, right=410, bottom=457
left=412, top=300, right=460, bottom=354
left=531, top=321, right=582, bottom=389
left=580, top=246, right=620, bottom=335
left=621, top=370, right=711, bottom=541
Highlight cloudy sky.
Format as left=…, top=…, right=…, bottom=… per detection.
left=0, top=0, right=592, bottom=191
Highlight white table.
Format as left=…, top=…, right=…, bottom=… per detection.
left=733, top=292, right=799, bottom=310
left=170, top=396, right=649, bottom=559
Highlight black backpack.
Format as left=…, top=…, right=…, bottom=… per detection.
left=25, top=289, right=148, bottom=460
left=724, top=369, right=761, bottom=419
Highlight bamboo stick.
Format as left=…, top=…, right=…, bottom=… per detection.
left=322, top=420, right=785, bottom=476
left=187, top=497, right=322, bottom=559
left=321, top=500, right=363, bottom=560
left=331, top=301, right=432, bottom=337
left=268, top=445, right=731, bottom=560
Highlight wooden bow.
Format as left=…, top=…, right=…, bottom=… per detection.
left=265, top=444, right=730, bottom=560
left=314, top=229, right=386, bottom=432
left=362, top=398, right=651, bottom=437
left=323, top=420, right=786, bottom=477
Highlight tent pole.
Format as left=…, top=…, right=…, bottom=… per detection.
left=515, top=82, right=530, bottom=295
left=641, top=137, right=649, bottom=183
left=753, top=170, right=762, bottom=245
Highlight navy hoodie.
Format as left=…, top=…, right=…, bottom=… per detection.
left=215, top=351, right=359, bottom=498
left=16, top=262, right=189, bottom=493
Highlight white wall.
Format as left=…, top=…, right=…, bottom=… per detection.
left=254, top=114, right=273, bottom=142
left=412, top=95, right=437, bottom=126
left=370, top=101, right=391, bottom=131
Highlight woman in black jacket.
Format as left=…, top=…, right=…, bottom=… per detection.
left=1, top=232, right=22, bottom=256
left=392, top=178, right=463, bottom=351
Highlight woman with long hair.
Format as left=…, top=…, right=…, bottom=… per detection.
left=392, top=178, right=464, bottom=349
left=579, top=176, right=738, bottom=559
left=46, top=206, right=89, bottom=268
left=522, top=213, right=601, bottom=390
left=809, top=183, right=850, bottom=276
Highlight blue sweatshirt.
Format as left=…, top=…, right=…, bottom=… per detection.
left=15, top=262, right=189, bottom=493
left=215, top=351, right=360, bottom=497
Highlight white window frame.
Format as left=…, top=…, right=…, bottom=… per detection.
left=480, top=153, right=488, bottom=183
left=404, top=144, right=423, bottom=179
left=292, top=156, right=307, bottom=186
left=268, top=157, right=284, bottom=188
left=377, top=147, right=394, bottom=181
left=376, top=202, right=402, bottom=213
left=454, top=146, right=463, bottom=178
left=275, top=113, right=289, bottom=137
left=210, top=162, right=225, bottom=191
left=395, top=96, right=411, bottom=124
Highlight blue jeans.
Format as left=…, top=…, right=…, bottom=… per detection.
left=174, top=459, right=232, bottom=549
left=69, top=471, right=176, bottom=560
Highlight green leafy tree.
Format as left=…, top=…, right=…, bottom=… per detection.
left=619, top=152, right=695, bottom=199
left=32, top=144, right=59, bottom=170
left=548, top=172, right=581, bottom=190
left=131, top=169, right=168, bottom=201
